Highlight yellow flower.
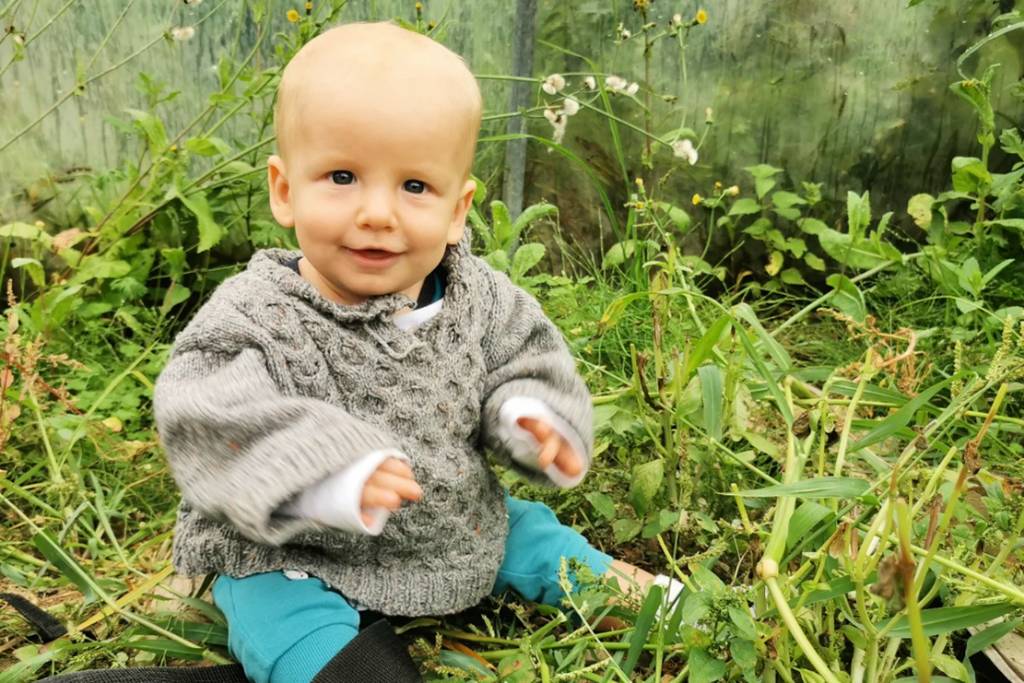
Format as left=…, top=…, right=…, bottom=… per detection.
left=305, top=1, right=312, bottom=11
left=415, top=1, right=423, bottom=11
left=692, top=193, right=702, bottom=206
left=696, top=8, right=708, bottom=24
left=286, top=8, right=300, bottom=22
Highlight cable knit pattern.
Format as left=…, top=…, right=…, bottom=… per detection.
left=154, top=242, right=592, bottom=616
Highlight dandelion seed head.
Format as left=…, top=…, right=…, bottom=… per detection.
left=625, top=82, right=639, bottom=96
left=605, top=75, right=628, bottom=93
left=671, top=13, right=683, bottom=27
left=583, top=75, right=596, bottom=90
left=672, top=139, right=698, bottom=165
left=171, top=26, right=196, bottom=41
left=561, top=96, right=580, bottom=116
left=541, top=73, right=566, bottom=95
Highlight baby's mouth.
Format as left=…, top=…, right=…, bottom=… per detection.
left=349, top=248, right=397, bottom=260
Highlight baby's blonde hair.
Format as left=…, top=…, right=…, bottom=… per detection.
left=273, top=22, right=481, bottom=178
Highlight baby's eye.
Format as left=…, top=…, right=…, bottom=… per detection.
left=330, top=170, right=355, bottom=185
left=403, top=179, right=427, bottom=194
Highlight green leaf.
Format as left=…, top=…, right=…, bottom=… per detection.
left=733, top=477, right=870, bottom=499
left=787, top=501, right=832, bottom=552
left=846, top=191, right=871, bottom=239
left=585, top=492, right=616, bottom=520
left=602, top=239, right=658, bottom=269
left=849, top=379, right=948, bottom=452
left=491, top=200, right=514, bottom=248
left=765, top=250, right=784, bottom=276
left=728, top=605, right=757, bottom=640
left=684, top=315, right=731, bottom=378
left=780, top=268, right=807, bottom=286
left=681, top=592, right=710, bottom=624
left=688, top=647, right=727, bottom=683
left=804, top=252, right=826, bottom=271
left=965, top=617, right=1021, bottom=656
left=177, top=190, right=221, bottom=253
left=886, top=603, right=1015, bottom=639
left=698, top=364, right=724, bottom=442
left=728, top=198, right=762, bottom=216
left=510, top=201, right=557, bottom=238
left=510, top=243, right=545, bottom=280
left=11, top=257, right=45, bottom=287
left=642, top=509, right=679, bottom=538
left=185, top=136, right=230, bottom=157
left=482, top=250, right=510, bottom=273
left=612, top=517, right=642, bottom=542
left=734, top=324, right=793, bottom=426
left=907, top=193, right=935, bottom=228
left=32, top=531, right=107, bottom=604
left=126, top=108, right=168, bottom=158
left=438, top=649, right=493, bottom=677
left=744, top=164, right=782, bottom=199
left=655, top=201, right=693, bottom=234
left=160, top=283, right=191, bottom=316
left=629, top=459, right=664, bottom=516
left=825, top=274, right=867, bottom=322
left=951, top=156, right=992, bottom=195
left=0, top=221, right=54, bottom=247
left=731, top=638, right=758, bottom=678
left=623, top=584, right=663, bottom=674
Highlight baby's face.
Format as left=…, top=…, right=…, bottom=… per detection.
left=267, top=24, right=479, bottom=306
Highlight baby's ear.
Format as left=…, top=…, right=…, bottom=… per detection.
left=267, top=155, right=295, bottom=228
left=447, top=179, right=477, bottom=245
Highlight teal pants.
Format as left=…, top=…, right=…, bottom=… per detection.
left=213, top=496, right=612, bottom=683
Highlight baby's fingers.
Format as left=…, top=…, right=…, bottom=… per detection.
left=553, top=441, right=583, bottom=477
left=377, top=457, right=415, bottom=480
left=366, top=470, right=423, bottom=502
left=362, top=483, right=403, bottom=512
left=536, top=434, right=560, bottom=469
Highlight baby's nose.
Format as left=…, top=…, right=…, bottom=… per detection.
left=356, top=187, right=395, bottom=230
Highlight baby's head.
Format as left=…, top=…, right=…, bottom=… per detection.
left=267, top=22, right=481, bottom=306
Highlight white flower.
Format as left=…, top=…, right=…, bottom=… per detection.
left=171, top=26, right=196, bottom=41
left=583, top=75, right=596, bottom=90
left=671, top=13, right=683, bottom=27
left=616, top=22, right=631, bottom=40
left=605, top=75, right=628, bottom=92
left=561, top=96, right=580, bottom=116
left=625, top=82, right=640, bottom=96
left=541, top=73, right=566, bottom=95
left=543, top=107, right=567, bottom=145
left=671, top=139, right=698, bottom=165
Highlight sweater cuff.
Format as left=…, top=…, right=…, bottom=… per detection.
left=280, top=449, right=409, bottom=535
left=497, top=396, right=589, bottom=488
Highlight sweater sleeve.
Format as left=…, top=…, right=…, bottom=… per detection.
left=154, top=346, right=402, bottom=546
left=476, top=265, right=593, bottom=487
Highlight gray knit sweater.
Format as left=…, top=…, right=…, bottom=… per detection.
left=153, top=242, right=593, bottom=616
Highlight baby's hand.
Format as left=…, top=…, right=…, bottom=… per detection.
left=515, top=417, right=584, bottom=477
left=361, top=458, right=422, bottom=527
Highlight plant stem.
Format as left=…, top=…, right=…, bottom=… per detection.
left=896, top=499, right=932, bottom=683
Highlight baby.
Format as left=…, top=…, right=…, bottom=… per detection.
left=154, top=22, right=678, bottom=683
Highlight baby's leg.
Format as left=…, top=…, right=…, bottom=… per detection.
left=492, top=496, right=613, bottom=605
left=213, top=571, right=360, bottom=683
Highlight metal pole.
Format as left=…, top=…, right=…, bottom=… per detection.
left=501, top=0, right=537, bottom=219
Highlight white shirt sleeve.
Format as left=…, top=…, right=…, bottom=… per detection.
left=497, top=396, right=590, bottom=488
left=279, top=449, right=408, bottom=535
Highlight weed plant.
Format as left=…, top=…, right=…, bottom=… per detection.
left=2, top=2, right=1024, bottom=682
